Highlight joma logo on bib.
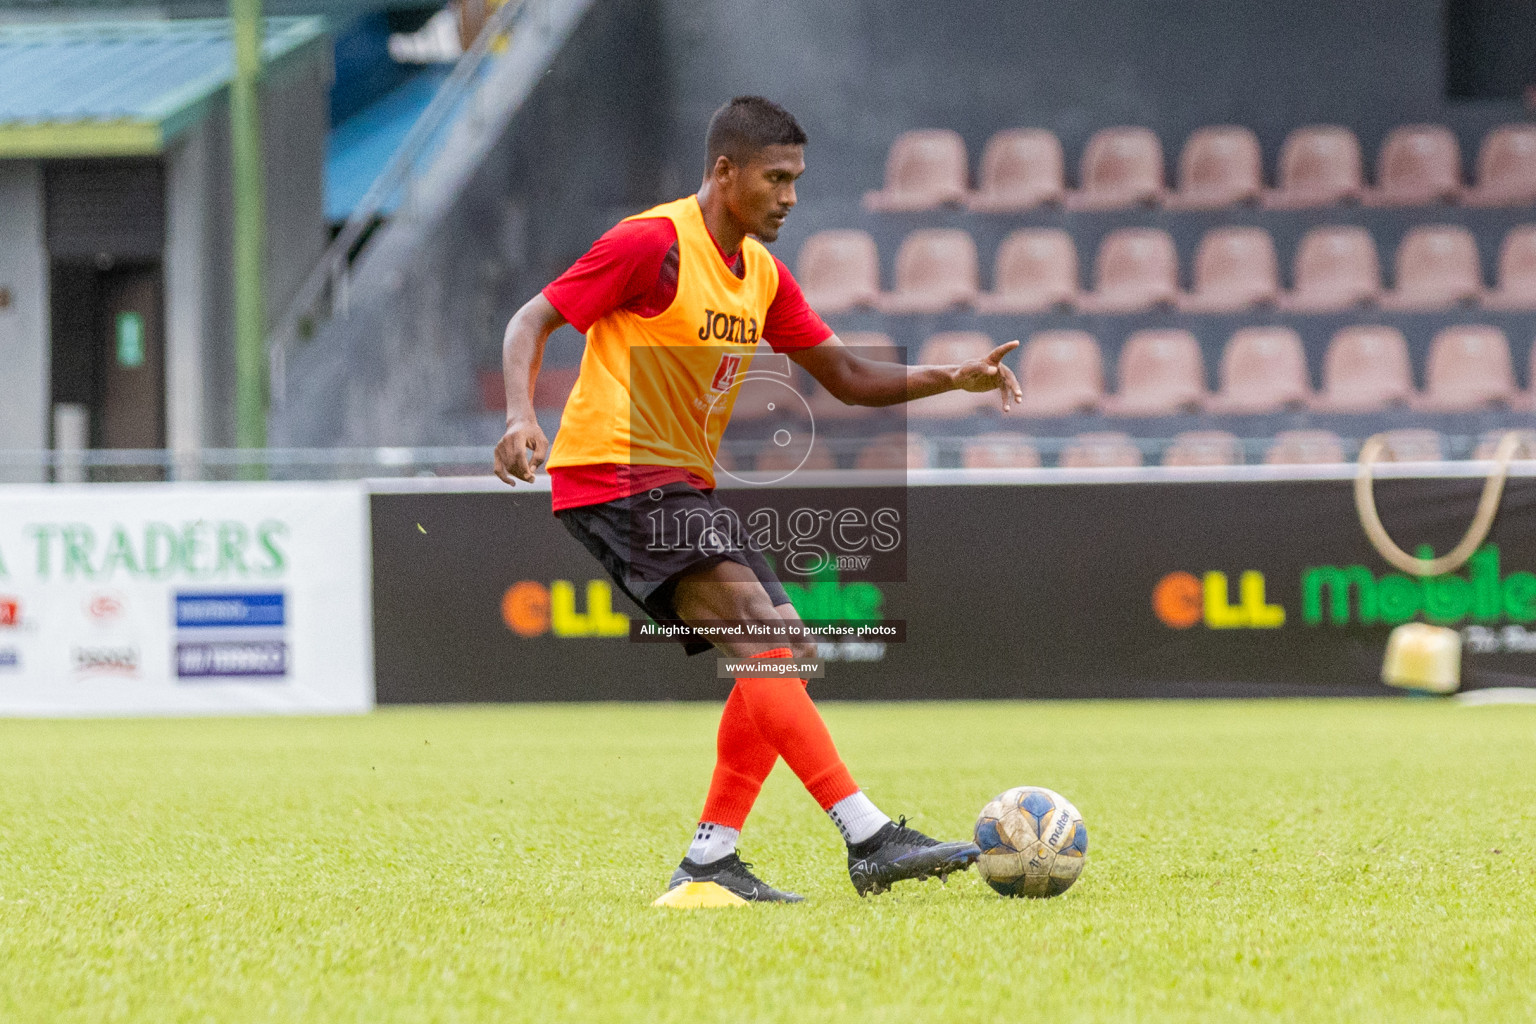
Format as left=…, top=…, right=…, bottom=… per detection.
left=697, top=309, right=759, bottom=344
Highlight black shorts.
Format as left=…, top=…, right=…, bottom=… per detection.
left=556, top=482, right=792, bottom=656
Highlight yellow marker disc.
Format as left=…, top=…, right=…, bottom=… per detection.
left=651, top=881, right=748, bottom=908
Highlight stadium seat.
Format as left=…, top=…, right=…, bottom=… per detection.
left=976, top=229, right=1078, bottom=313
left=1465, top=126, right=1536, bottom=207
left=854, top=431, right=933, bottom=470
left=1059, top=432, right=1143, bottom=468
left=1101, top=329, right=1209, bottom=417
left=1474, top=429, right=1536, bottom=459
left=1162, top=430, right=1243, bottom=467
left=880, top=229, right=980, bottom=313
left=713, top=444, right=740, bottom=471
left=1078, top=228, right=1179, bottom=312
left=1380, top=226, right=1483, bottom=310
left=1179, top=227, right=1280, bottom=312
left=479, top=365, right=578, bottom=413
left=961, top=432, right=1042, bottom=468
left=1482, top=226, right=1536, bottom=311
left=1265, top=126, right=1364, bottom=208
left=1414, top=325, right=1518, bottom=411
left=533, top=366, right=579, bottom=411
left=1068, top=127, right=1167, bottom=210
left=908, top=332, right=998, bottom=417
left=1264, top=429, right=1346, bottom=465
left=1311, top=326, right=1415, bottom=412
left=863, top=129, right=969, bottom=211
left=796, top=230, right=880, bottom=313
left=1206, top=327, right=1312, bottom=413
left=1015, top=330, right=1104, bottom=417
left=1167, top=126, right=1263, bottom=209
left=1367, top=125, right=1463, bottom=206
left=1281, top=226, right=1382, bottom=312
left=756, top=437, right=835, bottom=473
left=1373, top=428, right=1446, bottom=462
left=729, top=354, right=804, bottom=422
left=802, top=332, right=899, bottom=421
left=967, top=129, right=1066, bottom=211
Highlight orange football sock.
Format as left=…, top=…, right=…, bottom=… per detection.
left=698, top=677, right=779, bottom=830
left=730, top=648, right=859, bottom=811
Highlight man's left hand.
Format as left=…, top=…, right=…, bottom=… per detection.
left=954, top=340, right=1024, bottom=411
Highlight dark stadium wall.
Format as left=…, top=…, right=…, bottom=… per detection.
left=276, top=0, right=1528, bottom=446
left=495, top=0, right=1517, bottom=299
left=655, top=0, right=1484, bottom=193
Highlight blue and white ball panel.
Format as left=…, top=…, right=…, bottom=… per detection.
left=975, top=786, right=1087, bottom=898
left=974, top=815, right=1011, bottom=854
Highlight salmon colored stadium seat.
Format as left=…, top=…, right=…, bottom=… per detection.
left=1310, top=326, right=1415, bottom=412
left=803, top=331, right=899, bottom=421
left=1101, top=329, right=1209, bottom=417
left=533, top=365, right=579, bottom=410
left=967, top=129, right=1066, bottom=211
left=1482, top=226, right=1536, bottom=311
left=728, top=354, right=804, bottom=422
left=1380, top=225, right=1483, bottom=310
left=1474, top=429, right=1536, bottom=459
left=1059, top=432, right=1143, bottom=468
left=476, top=368, right=503, bottom=412
left=1414, top=325, right=1518, bottom=411
left=1264, top=126, right=1364, bottom=208
left=854, top=431, right=933, bottom=470
left=975, top=229, right=1078, bottom=313
left=1178, top=227, right=1280, bottom=312
left=756, top=438, right=835, bottom=473
left=796, top=230, right=880, bottom=313
left=713, top=444, right=740, bottom=471
left=1167, top=126, right=1263, bottom=210
left=1264, top=430, right=1346, bottom=465
left=1281, top=226, right=1382, bottom=312
left=1077, top=228, right=1179, bottom=312
left=1465, top=126, right=1536, bottom=207
left=908, top=332, right=997, bottom=417
left=1366, top=125, right=1463, bottom=206
left=1373, top=429, right=1446, bottom=462
left=479, top=365, right=578, bottom=413
left=863, top=129, right=969, bottom=211
left=1067, top=127, right=1166, bottom=210
left=1162, top=430, right=1243, bottom=467
left=879, top=229, right=980, bottom=313
left=1206, top=327, right=1312, bottom=413
left=962, top=432, right=1042, bottom=468
left=1015, top=330, right=1104, bottom=417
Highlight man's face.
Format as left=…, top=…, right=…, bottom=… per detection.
left=719, top=144, right=804, bottom=242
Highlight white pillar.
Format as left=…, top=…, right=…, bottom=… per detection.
left=165, top=123, right=212, bottom=479
left=0, top=162, right=50, bottom=478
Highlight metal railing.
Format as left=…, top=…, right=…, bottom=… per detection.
left=266, top=0, right=529, bottom=411
left=2, top=434, right=1531, bottom=485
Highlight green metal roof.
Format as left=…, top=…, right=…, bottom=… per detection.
left=0, top=17, right=328, bottom=158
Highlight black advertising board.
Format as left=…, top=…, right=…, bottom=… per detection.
left=370, top=475, right=1536, bottom=703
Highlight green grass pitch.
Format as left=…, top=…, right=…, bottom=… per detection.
left=3, top=699, right=1535, bottom=1022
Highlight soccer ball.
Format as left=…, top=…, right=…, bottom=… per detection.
left=974, top=786, right=1087, bottom=898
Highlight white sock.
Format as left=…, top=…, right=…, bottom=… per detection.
left=686, top=822, right=739, bottom=864
left=828, top=791, right=890, bottom=845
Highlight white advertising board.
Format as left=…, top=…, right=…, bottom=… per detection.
left=0, top=482, right=373, bottom=716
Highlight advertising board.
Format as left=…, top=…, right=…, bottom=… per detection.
left=0, top=483, right=372, bottom=715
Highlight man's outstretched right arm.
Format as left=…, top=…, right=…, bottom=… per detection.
left=494, top=294, right=568, bottom=486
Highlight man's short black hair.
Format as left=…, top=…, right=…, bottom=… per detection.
left=705, top=96, right=807, bottom=170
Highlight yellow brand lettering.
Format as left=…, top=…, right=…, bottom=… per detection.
left=586, top=580, right=631, bottom=637
left=1240, top=571, right=1286, bottom=628
left=1202, top=572, right=1249, bottom=628
left=549, top=580, right=591, bottom=636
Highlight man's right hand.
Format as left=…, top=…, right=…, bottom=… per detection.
left=494, top=419, right=549, bottom=485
